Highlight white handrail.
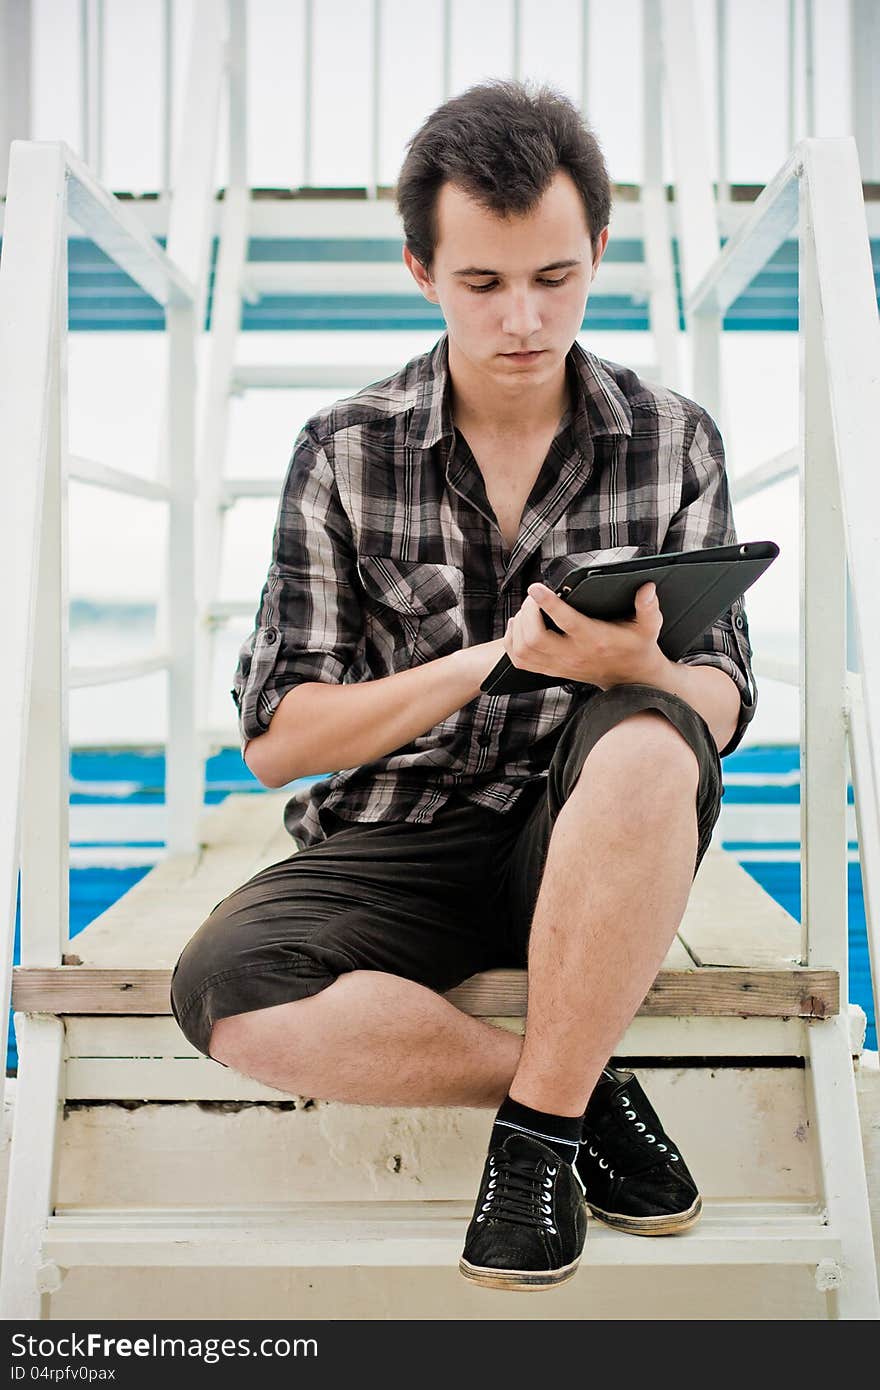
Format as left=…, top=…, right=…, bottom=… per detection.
left=687, top=146, right=801, bottom=319
left=0, top=2, right=231, bottom=1145
left=678, top=135, right=880, bottom=1001
left=64, top=143, right=196, bottom=307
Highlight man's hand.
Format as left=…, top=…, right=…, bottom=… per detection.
left=504, top=581, right=666, bottom=690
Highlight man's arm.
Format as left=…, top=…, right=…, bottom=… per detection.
left=630, top=651, right=741, bottom=756
left=246, top=637, right=506, bottom=787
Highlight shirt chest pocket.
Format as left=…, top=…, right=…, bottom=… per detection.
left=355, top=554, right=466, bottom=669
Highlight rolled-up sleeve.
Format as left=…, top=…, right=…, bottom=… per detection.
left=662, top=407, right=758, bottom=758
left=231, top=424, right=363, bottom=753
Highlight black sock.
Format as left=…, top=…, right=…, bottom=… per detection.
left=491, top=1094, right=583, bottom=1165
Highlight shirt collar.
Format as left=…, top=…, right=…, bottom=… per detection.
left=404, top=329, right=633, bottom=452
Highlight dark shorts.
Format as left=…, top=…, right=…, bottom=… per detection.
left=170, top=683, right=724, bottom=1062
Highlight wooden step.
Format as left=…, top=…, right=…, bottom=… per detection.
left=42, top=1201, right=841, bottom=1270
left=15, top=792, right=838, bottom=1024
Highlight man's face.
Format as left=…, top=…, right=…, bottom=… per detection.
left=404, top=167, right=608, bottom=389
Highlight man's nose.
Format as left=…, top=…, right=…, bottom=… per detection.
left=500, top=290, right=542, bottom=338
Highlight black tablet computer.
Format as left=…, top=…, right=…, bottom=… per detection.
left=480, top=540, right=779, bottom=697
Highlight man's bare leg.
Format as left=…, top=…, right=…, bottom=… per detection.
left=210, top=711, right=700, bottom=1107
left=510, top=710, right=700, bottom=1115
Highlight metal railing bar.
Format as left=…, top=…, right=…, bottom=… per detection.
left=687, top=145, right=801, bottom=317
left=68, top=456, right=172, bottom=502
left=369, top=0, right=381, bottom=200
left=442, top=0, right=452, bottom=100
left=303, top=0, right=313, bottom=187
left=729, top=446, right=799, bottom=503
left=580, top=0, right=589, bottom=118
left=716, top=0, right=730, bottom=203
left=787, top=0, right=797, bottom=152
left=69, top=654, right=171, bottom=689
left=161, top=0, right=173, bottom=197
left=220, top=478, right=282, bottom=504
left=804, top=0, right=816, bottom=137
left=62, top=144, right=196, bottom=307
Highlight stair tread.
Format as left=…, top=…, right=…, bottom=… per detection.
left=43, top=1201, right=841, bottom=1268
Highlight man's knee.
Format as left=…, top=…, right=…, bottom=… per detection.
left=576, top=700, right=701, bottom=789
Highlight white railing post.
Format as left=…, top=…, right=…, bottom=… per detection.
left=157, top=0, right=228, bottom=853
left=194, top=0, right=248, bottom=763
left=0, top=141, right=70, bottom=1129
left=797, top=161, right=849, bottom=979
left=642, top=0, right=683, bottom=391
left=658, top=0, right=722, bottom=415
left=20, top=205, right=72, bottom=978
left=801, top=138, right=880, bottom=981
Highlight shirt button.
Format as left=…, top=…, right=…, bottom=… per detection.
left=265, top=627, right=278, bottom=644
left=477, top=732, right=491, bottom=747
left=734, top=615, right=744, bottom=630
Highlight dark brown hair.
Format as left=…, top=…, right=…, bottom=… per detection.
left=395, top=78, right=611, bottom=276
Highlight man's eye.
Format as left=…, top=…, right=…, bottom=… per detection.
left=466, top=277, right=569, bottom=293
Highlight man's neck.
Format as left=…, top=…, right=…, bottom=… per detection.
left=447, top=337, right=572, bottom=438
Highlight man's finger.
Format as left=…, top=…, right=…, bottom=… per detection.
left=525, top=583, right=581, bottom=635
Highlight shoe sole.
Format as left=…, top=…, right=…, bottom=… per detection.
left=458, top=1255, right=581, bottom=1290
left=585, top=1194, right=702, bottom=1236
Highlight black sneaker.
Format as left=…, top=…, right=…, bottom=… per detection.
left=459, top=1132, right=587, bottom=1290
left=575, top=1065, right=701, bottom=1235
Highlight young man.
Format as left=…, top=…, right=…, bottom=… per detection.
left=171, top=79, right=756, bottom=1291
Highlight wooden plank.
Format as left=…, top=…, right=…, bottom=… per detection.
left=69, top=793, right=296, bottom=967
left=12, top=964, right=838, bottom=1018
left=62, top=1014, right=814, bottom=1069
left=42, top=1201, right=841, bottom=1269
left=683, top=849, right=803, bottom=966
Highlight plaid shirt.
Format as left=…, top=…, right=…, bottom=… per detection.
left=232, top=331, right=757, bottom=847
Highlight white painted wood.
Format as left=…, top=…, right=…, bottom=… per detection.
left=805, top=1017, right=880, bottom=1317
left=749, top=656, right=799, bottom=687
left=368, top=0, right=381, bottom=199
left=798, top=164, right=850, bottom=981
left=0, top=1016, right=65, bottom=1319
left=715, top=0, right=730, bottom=203
left=690, top=307, right=723, bottom=433
left=718, top=804, right=858, bottom=845
left=0, top=141, right=68, bottom=1132
left=68, top=456, right=172, bottom=502
left=69, top=653, right=172, bottom=689
left=242, top=260, right=651, bottom=300
left=159, top=299, right=200, bottom=856
left=659, top=0, right=720, bottom=301
left=0, top=0, right=31, bottom=198
left=163, top=0, right=226, bottom=332
left=23, top=190, right=875, bottom=249
left=231, top=362, right=410, bottom=391
left=730, top=446, right=800, bottom=504
left=848, top=675, right=880, bottom=1084
left=851, top=0, right=880, bottom=182
left=642, top=0, right=683, bottom=391
left=802, top=139, right=880, bottom=942
left=303, top=0, right=314, bottom=186
left=69, top=805, right=168, bottom=843
left=40, top=1201, right=841, bottom=1270
left=64, top=144, right=195, bottom=308
left=194, top=183, right=249, bottom=783
left=21, top=217, right=70, bottom=969
left=227, top=1, right=247, bottom=190
left=687, top=146, right=800, bottom=318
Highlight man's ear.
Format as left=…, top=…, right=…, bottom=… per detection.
left=590, top=226, right=610, bottom=281
left=403, top=245, right=439, bottom=304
